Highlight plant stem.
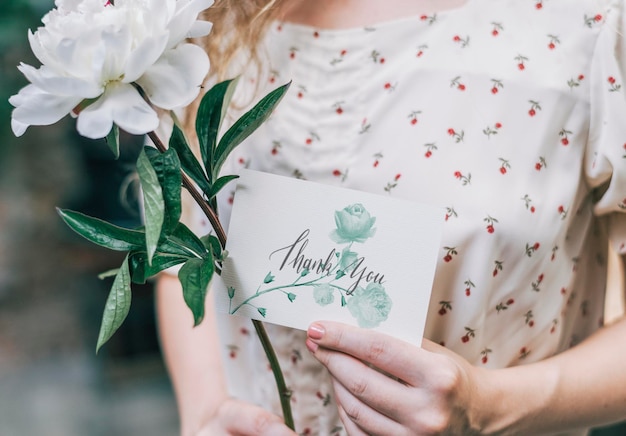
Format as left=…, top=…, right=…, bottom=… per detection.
left=146, top=129, right=295, bottom=431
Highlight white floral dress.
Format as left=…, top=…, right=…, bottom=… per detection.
left=186, top=0, right=626, bottom=434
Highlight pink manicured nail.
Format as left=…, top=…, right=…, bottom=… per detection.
left=308, top=323, right=325, bottom=340
left=305, top=338, right=319, bottom=353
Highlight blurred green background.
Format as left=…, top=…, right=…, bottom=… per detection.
left=0, top=1, right=624, bottom=435
left=0, top=1, right=178, bottom=434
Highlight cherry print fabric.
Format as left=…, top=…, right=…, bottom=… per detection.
left=179, top=0, right=626, bottom=434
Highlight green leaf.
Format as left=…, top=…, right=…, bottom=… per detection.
left=196, top=77, right=240, bottom=175
left=168, top=124, right=212, bottom=194
left=169, top=222, right=208, bottom=257
left=96, top=255, right=132, bottom=353
left=105, top=125, right=120, bottom=159
left=263, top=272, right=275, bottom=284
left=227, top=286, right=235, bottom=299
left=287, top=293, right=296, bottom=302
left=128, top=250, right=188, bottom=284
left=212, top=82, right=291, bottom=180
left=57, top=208, right=145, bottom=251
left=335, top=270, right=346, bottom=279
left=209, top=174, right=239, bottom=199
left=257, top=307, right=267, bottom=317
left=341, top=295, right=347, bottom=307
left=144, top=147, right=182, bottom=235
left=179, top=257, right=214, bottom=326
left=137, top=149, right=164, bottom=264
left=201, top=234, right=223, bottom=258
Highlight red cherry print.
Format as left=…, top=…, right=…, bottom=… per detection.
left=492, top=29, right=499, bottom=36
left=530, top=206, right=536, bottom=213
left=595, top=14, right=603, bottom=21
left=302, top=428, right=311, bottom=436
left=425, top=150, right=432, bottom=158
left=420, top=14, right=428, bottom=20
left=438, top=308, right=447, bottom=315
left=548, top=42, right=555, bottom=50
left=448, top=128, right=456, bottom=135
left=529, top=108, right=536, bottom=116
left=561, top=287, right=567, bottom=295
left=269, top=76, right=276, bottom=83
left=487, top=225, right=495, bottom=233
left=458, top=84, right=466, bottom=91
left=416, top=50, right=424, bottom=57
left=313, top=31, right=320, bottom=38
left=482, top=356, right=488, bottom=364
left=444, top=254, right=453, bottom=263
left=290, top=52, right=296, bottom=59
left=465, top=288, right=471, bottom=296
left=491, top=87, right=499, bottom=94
left=379, top=57, right=386, bottom=64
left=277, top=24, right=282, bottom=31
left=384, top=82, right=391, bottom=89
left=538, top=273, right=544, bottom=282
left=533, top=242, right=540, bottom=250
left=238, top=157, right=245, bottom=164
left=240, top=327, right=250, bottom=335
left=500, top=167, right=507, bottom=175
left=550, top=326, right=556, bottom=334
left=454, top=171, right=462, bottom=178
left=340, top=49, right=347, bottom=56
left=558, top=205, right=564, bottom=213
left=227, top=196, right=234, bottom=205
left=529, top=320, right=535, bottom=327
left=298, top=92, right=303, bottom=98
left=493, top=269, right=498, bottom=277
left=495, top=122, right=502, bottom=129
left=453, top=35, right=461, bottom=42
left=561, top=138, right=569, bottom=145
left=578, top=74, right=585, bottom=81
left=535, top=163, right=542, bottom=170
left=507, top=298, right=515, bottom=305
left=373, top=160, right=379, bottom=168
left=535, top=2, right=542, bottom=9
left=336, top=107, right=343, bottom=115
left=411, top=118, right=418, bottom=125
left=305, top=138, right=312, bottom=145
left=271, top=148, right=278, bottom=155
left=461, top=335, right=470, bottom=343
left=608, top=76, right=616, bottom=84
left=332, top=169, right=341, bottom=177
left=394, top=173, right=401, bottom=181
left=518, top=63, right=525, bottom=70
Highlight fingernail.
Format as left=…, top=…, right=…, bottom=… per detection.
left=308, top=323, right=325, bottom=340
left=305, top=338, right=318, bottom=353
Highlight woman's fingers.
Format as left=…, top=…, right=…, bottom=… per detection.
left=332, top=377, right=407, bottom=435
left=307, top=321, right=444, bottom=386
left=212, top=399, right=297, bottom=436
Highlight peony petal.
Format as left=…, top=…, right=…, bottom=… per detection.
left=167, top=0, right=214, bottom=48
left=123, top=32, right=169, bottom=83
left=77, top=82, right=159, bottom=139
left=10, top=84, right=82, bottom=134
left=137, top=43, right=209, bottom=109
left=188, top=20, right=213, bottom=38
left=11, top=119, right=29, bottom=137
left=17, top=63, right=103, bottom=98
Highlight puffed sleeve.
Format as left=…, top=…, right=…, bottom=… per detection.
left=587, top=0, right=626, bottom=255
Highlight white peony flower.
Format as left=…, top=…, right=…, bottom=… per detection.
left=10, top=0, right=213, bottom=139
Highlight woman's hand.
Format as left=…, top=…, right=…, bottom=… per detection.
left=305, top=321, right=490, bottom=435
left=194, top=398, right=297, bottom=436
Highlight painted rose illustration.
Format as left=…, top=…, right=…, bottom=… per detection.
left=330, top=203, right=377, bottom=244
left=347, top=282, right=393, bottom=328
left=313, top=284, right=335, bottom=306
left=10, top=0, right=213, bottom=139
left=338, top=246, right=358, bottom=274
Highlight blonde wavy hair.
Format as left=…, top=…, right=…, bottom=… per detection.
left=180, top=0, right=284, bottom=222
left=183, top=0, right=285, bottom=133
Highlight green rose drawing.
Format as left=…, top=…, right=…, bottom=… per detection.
left=330, top=203, right=376, bottom=244
left=313, top=284, right=335, bottom=306
left=347, top=282, right=393, bottom=328
left=338, top=246, right=359, bottom=274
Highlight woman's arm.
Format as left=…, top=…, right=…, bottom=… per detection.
left=156, top=274, right=297, bottom=436
left=156, top=273, right=228, bottom=435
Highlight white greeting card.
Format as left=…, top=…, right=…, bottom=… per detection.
left=214, top=170, right=444, bottom=345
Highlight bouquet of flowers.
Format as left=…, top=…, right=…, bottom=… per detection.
left=9, top=0, right=294, bottom=429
